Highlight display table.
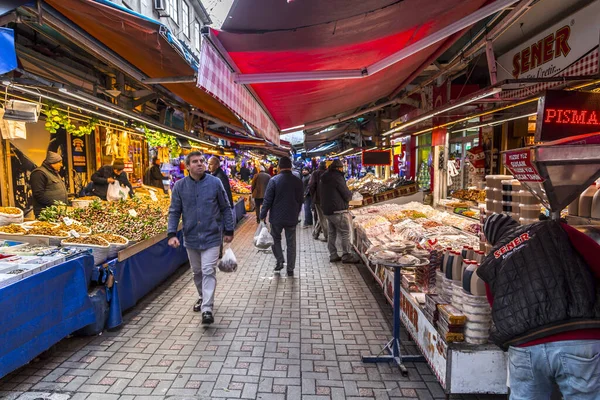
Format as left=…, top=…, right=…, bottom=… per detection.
left=0, top=254, right=96, bottom=378
left=353, top=228, right=508, bottom=395
left=234, top=198, right=246, bottom=224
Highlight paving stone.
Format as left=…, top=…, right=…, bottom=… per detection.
left=0, top=217, right=507, bottom=400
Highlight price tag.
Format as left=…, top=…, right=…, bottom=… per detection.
left=69, top=229, right=81, bottom=238
left=149, top=191, right=158, bottom=202
left=63, top=217, right=74, bottom=226
left=128, top=209, right=138, bottom=218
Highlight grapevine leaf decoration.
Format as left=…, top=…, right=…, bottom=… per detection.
left=145, top=130, right=181, bottom=158
left=42, top=104, right=98, bottom=137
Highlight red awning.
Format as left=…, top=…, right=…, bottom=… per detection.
left=44, top=0, right=243, bottom=130
left=213, top=0, right=489, bottom=130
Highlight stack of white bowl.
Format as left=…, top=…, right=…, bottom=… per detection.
left=519, top=188, right=541, bottom=225
left=461, top=290, right=492, bottom=344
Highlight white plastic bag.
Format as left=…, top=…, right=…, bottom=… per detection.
left=352, top=192, right=363, bottom=201
left=217, top=247, right=238, bottom=272
left=253, top=222, right=274, bottom=249
left=106, top=181, right=130, bottom=202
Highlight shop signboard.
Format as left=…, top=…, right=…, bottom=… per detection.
left=535, top=90, right=600, bottom=142
left=503, top=149, right=544, bottom=182
left=71, top=137, right=87, bottom=173
left=400, top=289, right=448, bottom=389
left=362, top=150, right=392, bottom=166
left=497, top=1, right=600, bottom=89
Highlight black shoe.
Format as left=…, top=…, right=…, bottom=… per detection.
left=342, top=254, right=360, bottom=264
left=274, top=263, right=284, bottom=272
left=202, top=311, right=214, bottom=325
left=330, top=255, right=342, bottom=263
left=287, top=270, right=294, bottom=277
left=193, top=298, right=202, bottom=312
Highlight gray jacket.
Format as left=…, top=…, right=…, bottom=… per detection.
left=167, top=174, right=234, bottom=250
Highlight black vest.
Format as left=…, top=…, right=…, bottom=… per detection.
left=477, top=221, right=600, bottom=349
left=31, top=164, right=68, bottom=215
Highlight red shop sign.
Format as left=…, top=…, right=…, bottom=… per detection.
left=503, top=150, right=545, bottom=182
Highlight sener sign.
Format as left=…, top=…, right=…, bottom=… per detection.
left=536, top=90, right=600, bottom=142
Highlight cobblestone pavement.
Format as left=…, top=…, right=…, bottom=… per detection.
left=0, top=216, right=506, bottom=400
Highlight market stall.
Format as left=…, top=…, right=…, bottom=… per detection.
left=347, top=173, right=418, bottom=207
left=351, top=202, right=507, bottom=395
left=231, top=178, right=254, bottom=212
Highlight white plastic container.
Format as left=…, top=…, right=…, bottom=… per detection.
left=592, top=190, right=600, bottom=220
left=579, top=185, right=599, bottom=218
left=568, top=197, right=580, bottom=217
left=61, top=239, right=110, bottom=265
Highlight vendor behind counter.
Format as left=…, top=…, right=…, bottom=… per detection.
left=91, top=160, right=134, bottom=200
left=30, top=151, right=68, bottom=218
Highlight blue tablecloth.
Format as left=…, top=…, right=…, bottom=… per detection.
left=0, top=255, right=96, bottom=378
left=106, top=232, right=188, bottom=312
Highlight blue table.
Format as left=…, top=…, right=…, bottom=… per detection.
left=0, top=255, right=96, bottom=378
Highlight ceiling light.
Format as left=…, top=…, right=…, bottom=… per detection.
left=281, top=124, right=305, bottom=133
left=449, top=113, right=536, bottom=133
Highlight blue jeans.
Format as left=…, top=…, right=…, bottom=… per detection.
left=509, top=340, right=600, bottom=399
left=303, top=197, right=313, bottom=226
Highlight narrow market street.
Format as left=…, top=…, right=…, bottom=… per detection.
left=0, top=215, right=503, bottom=400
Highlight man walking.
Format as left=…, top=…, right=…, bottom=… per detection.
left=478, top=214, right=600, bottom=399
left=319, top=159, right=359, bottom=264
left=251, top=166, right=271, bottom=223
left=309, top=161, right=328, bottom=241
left=168, top=152, right=234, bottom=325
left=259, top=156, right=303, bottom=276
left=208, top=156, right=234, bottom=209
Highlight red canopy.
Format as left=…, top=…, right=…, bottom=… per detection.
left=214, top=0, right=488, bottom=130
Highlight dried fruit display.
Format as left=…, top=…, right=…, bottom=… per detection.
left=0, top=207, right=22, bottom=215
left=27, top=227, right=69, bottom=237
left=23, top=221, right=58, bottom=229
left=58, top=223, right=92, bottom=234
left=63, top=236, right=109, bottom=246
left=451, top=189, right=486, bottom=203
left=0, top=224, right=26, bottom=234
left=94, top=233, right=128, bottom=244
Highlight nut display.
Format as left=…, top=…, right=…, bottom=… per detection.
left=63, top=236, right=109, bottom=246
left=93, top=233, right=128, bottom=244
left=0, top=207, right=22, bottom=215
left=27, top=227, right=69, bottom=237
left=0, top=224, right=27, bottom=234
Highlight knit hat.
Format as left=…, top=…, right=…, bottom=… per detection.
left=45, top=151, right=62, bottom=164
left=278, top=156, right=292, bottom=169
left=483, top=213, right=519, bottom=246
left=329, top=159, right=343, bottom=170
left=112, top=160, right=125, bottom=170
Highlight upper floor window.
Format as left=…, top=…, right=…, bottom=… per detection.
left=194, top=20, right=201, bottom=52
left=182, top=1, right=190, bottom=37
left=167, top=0, right=178, bottom=25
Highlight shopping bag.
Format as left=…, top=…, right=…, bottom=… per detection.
left=217, top=247, right=238, bottom=273
left=253, top=222, right=274, bottom=249
left=106, top=181, right=129, bottom=202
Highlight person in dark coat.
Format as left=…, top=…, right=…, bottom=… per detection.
left=251, top=166, right=271, bottom=223
left=144, top=156, right=167, bottom=192
left=301, top=167, right=313, bottom=227
left=319, top=159, right=359, bottom=264
left=91, top=160, right=134, bottom=200
left=30, top=151, right=68, bottom=217
left=479, top=213, right=600, bottom=399
left=208, top=156, right=233, bottom=208
left=309, top=161, right=328, bottom=240
left=240, top=163, right=251, bottom=182
left=259, top=156, right=303, bottom=276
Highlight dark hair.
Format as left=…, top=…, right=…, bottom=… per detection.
left=278, top=156, right=292, bottom=169
left=113, top=160, right=125, bottom=170
left=152, top=156, right=159, bottom=164
left=185, top=151, right=205, bottom=166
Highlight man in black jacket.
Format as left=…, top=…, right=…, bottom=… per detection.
left=259, top=156, right=303, bottom=276
left=478, top=213, right=600, bottom=399
left=144, top=157, right=167, bottom=192
left=319, top=159, right=359, bottom=264
left=208, top=156, right=233, bottom=208
left=309, top=161, right=328, bottom=241
left=30, top=151, right=68, bottom=217
left=301, top=167, right=313, bottom=227
left=91, top=160, right=134, bottom=200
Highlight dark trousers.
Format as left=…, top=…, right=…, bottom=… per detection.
left=254, top=198, right=263, bottom=222
left=271, top=224, right=297, bottom=271
left=303, top=197, right=313, bottom=226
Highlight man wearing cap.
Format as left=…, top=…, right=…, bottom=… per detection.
left=478, top=213, right=600, bottom=398
left=91, top=159, right=134, bottom=200
left=259, top=156, right=303, bottom=276
left=30, top=151, right=68, bottom=217
left=319, top=159, right=360, bottom=264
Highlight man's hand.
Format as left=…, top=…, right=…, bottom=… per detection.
left=107, top=177, right=116, bottom=183
left=168, top=236, right=180, bottom=248
left=223, top=235, right=233, bottom=243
